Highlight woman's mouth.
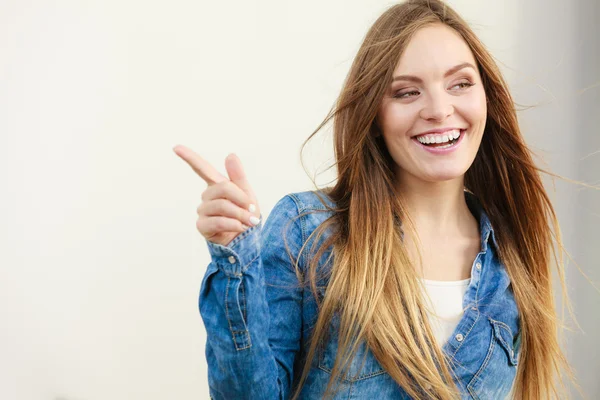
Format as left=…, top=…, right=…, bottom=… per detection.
left=412, top=129, right=466, bottom=153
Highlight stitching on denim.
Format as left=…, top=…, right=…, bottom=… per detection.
left=473, top=253, right=485, bottom=303
left=241, top=253, right=260, bottom=274
left=349, top=369, right=387, bottom=381
left=225, top=276, right=252, bottom=351
left=490, top=318, right=517, bottom=365
left=235, top=334, right=252, bottom=351
left=446, top=352, right=471, bottom=376
left=240, top=279, right=247, bottom=323
left=316, top=338, right=386, bottom=382
left=289, top=191, right=328, bottom=212
left=288, top=194, right=307, bottom=255
left=467, top=384, right=481, bottom=400
left=452, top=251, right=486, bottom=358
left=227, top=219, right=260, bottom=248
left=317, top=362, right=386, bottom=383
left=450, top=251, right=486, bottom=359
left=467, top=327, right=497, bottom=398
left=224, top=276, right=234, bottom=344
left=490, top=318, right=513, bottom=334
left=450, top=311, right=480, bottom=358
left=287, top=193, right=309, bottom=273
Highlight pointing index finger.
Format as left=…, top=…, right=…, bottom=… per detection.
left=173, top=145, right=227, bottom=185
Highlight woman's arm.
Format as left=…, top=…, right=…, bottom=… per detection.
left=200, top=195, right=305, bottom=400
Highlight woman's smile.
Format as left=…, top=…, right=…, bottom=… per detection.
left=411, top=128, right=467, bottom=154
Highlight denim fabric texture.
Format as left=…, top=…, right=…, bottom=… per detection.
left=200, top=190, right=522, bottom=399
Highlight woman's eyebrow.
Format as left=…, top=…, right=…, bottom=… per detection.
left=392, top=62, right=476, bottom=83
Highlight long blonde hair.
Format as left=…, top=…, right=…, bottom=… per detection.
left=285, top=0, right=580, bottom=398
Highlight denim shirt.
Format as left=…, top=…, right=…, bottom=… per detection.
left=200, top=190, right=522, bottom=400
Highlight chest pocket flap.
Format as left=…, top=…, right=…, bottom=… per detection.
left=491, top=319, right=519, bottom=366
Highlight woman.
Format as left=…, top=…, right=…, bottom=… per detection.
left=174, top=0, right=577, bottom=398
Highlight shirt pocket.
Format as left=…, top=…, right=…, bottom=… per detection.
left=467, top=318, right=519, bottom=400
left=317, top=312, right=387, bottom=382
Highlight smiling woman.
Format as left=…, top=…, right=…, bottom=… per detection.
left=376, top=24, right=487, bottom=184
left=175, top=0, right=584, bottom=399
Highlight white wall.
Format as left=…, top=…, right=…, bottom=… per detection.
left=512, top=0, right=600, bottom=396
left=0, top=0, right=597, bottom=399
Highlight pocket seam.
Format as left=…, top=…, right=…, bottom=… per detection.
left=467, top=326, right=497, bottom=398
left=317, top=338, right=386, bottom=382
left=467, top=317, right=518, bottom=398
left=490, top=318, right=518, bottom=366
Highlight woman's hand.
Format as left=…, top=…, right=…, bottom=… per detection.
left=173, top=145, right=261, bottom=247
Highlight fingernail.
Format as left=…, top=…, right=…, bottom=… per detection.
left=249, top=204, right=256, bottom=213
left=249, top=216, right=260, bottom=226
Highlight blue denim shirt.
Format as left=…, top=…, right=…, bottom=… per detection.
left=200, top=190, right=522, bottom=399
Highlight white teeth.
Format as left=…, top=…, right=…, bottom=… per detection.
left=416, top=129, right=462, bottom=145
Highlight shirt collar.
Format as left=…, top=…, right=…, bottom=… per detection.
left=464, top=190, right=499, bottom=253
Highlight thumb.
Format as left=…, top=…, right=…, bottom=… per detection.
left=225, top=153, right=256, bottom=200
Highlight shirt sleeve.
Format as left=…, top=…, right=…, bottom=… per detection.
left=199, top=194, right=306, bottom=400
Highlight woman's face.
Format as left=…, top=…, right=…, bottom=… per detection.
left=377, top=23, right=487, bottom=185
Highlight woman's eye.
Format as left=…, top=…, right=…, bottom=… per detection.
left=394, top=90, right=419, bottom=99
left=394, top=82, right=474, bottom=99
left=452, top=81, right=475, bottom=90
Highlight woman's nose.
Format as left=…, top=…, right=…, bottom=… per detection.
left=419, top=91, right=454, bottom=121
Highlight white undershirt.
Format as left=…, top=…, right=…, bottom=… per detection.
left=420, top=277, right=471, bottom=346
left=420, top=278, right=517, bottom=399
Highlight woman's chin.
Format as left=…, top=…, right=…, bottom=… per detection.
left=420, top=170, right=466, bottom=183
left=397, top=164, right=469, bottom=184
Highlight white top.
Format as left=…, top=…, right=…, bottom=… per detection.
left=421, top=278, right=517, bottom=399
left=421, top=277, right=471, bottom=346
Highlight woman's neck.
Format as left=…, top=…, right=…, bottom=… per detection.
left=396, top=175, right=474, bottom=237
left=396, top=174, right=481, bottom=280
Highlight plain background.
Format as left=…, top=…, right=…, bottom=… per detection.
left=1, top=0, right=598, bottom=399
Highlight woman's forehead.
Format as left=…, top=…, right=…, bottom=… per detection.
left=393, top=24, right=477, bottom=77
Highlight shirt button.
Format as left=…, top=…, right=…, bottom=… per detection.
left=455, top=333, right=464, bottom=342
left=228, top=256, right=236, bottom=264
left=476, top=262, right=482, bottom=270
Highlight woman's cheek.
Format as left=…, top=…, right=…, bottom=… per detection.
left=467, top=89, right=487, bottom=114
left=385, top=106, right=414, bottom=133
